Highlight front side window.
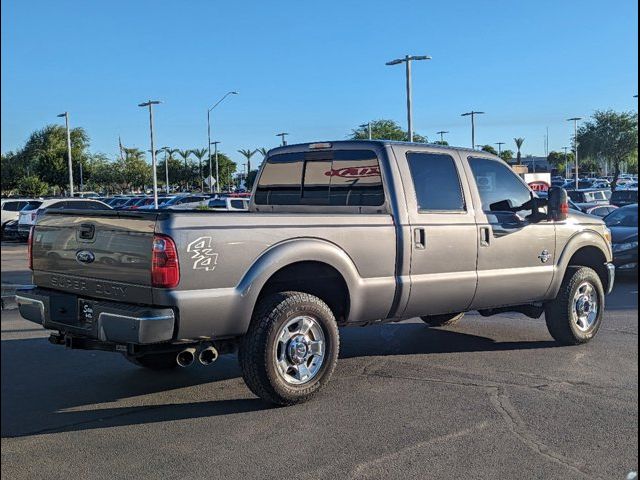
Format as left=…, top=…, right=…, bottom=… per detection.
left=406, top=152, right=465, bottom=212
left=255, top=150, right=384, bottom=207
left=468, top=157, right=532, bottom=212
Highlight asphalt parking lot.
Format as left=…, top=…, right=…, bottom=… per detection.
left=1, top=243, right=637, bottom=480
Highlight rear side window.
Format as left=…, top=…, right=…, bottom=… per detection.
left=468, top=157, right=532, bottom=212
left=406, top=152, right=465, bottom=212
left=255, top=149, right=384, bottom=207
left=230, top=200, right=246, bottom=209
left=208, top=199, right=226, bottom=208
left=3, top=201, right=26, bottom=212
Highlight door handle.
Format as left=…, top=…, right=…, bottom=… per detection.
left=480, top=226, right=491, bottom=247
left=414, top=228, right=426, bottom=250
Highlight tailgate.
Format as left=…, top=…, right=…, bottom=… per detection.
left=31, top=210, right=159, bottom=304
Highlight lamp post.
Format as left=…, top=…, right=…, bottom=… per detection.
left=436, top=130, right=449, bottom=143
left=567, top=117, right=582, bottom=190
left=360, top=123, right=372, bottom=140
left=385, top=54, right=431, bottom=142
left=563, top=146, right=570, bottom=178
left=461, top=111, right=485, bottom=149
left=56, top=112, right=74, bottom=197
left=138, top=100, right=162, bottom=209
left=210, top=141, right=220, bottom=193
left=276, top=132, right=289, bottom=146
left=207, top=91, right=238, bottom=193
left=495, top=142, right=505, bottom=157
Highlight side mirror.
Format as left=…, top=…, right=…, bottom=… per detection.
left=548, top=187, right=569, bottom=221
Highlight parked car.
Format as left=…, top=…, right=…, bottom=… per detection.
left=116, top=197, right=145, bottom=210
left=107, top=197, right=132, bottom=208
left=1, top=198, right=40, bottom=227
left=17, top=198, right=111, bottom=241
left=567, top=189, right=611, bottom=208
left=1, top=219, right=20, bottom=241
left=159, top=194, right=210, bottom=209
left=18, top=140, right=616, bottom=406
left=604, top=204, right=638, bottom=273
left=610, top=189, right=638, bottom=207
left=584, top=205, right=618, bottom=218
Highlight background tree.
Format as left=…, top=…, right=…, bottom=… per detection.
left=16, top=124, right=90, bottom=192
left=499, top=149, right=514, bottom=163
left=17, top=175, right=49, bottom=197
left=433, top=140, right=449, bottom=146
left=238, top=148, right=257, bottom=175
left=177, top=149, right=193, bottom=189
left=577, top=110, right=638, bottom=189
left=202, top=152, right=237, bottom=191
left=85, top=153, right=118, bottom=193
left=1, top=151, right=23, bottom=193
left=116, top=148, right=150, bottom=192
left=245, top=169, right=259, bottom=191
left=191, top=148, right=208, bottom=191
left=481, top=145, right=498, bottom=155
left=547, top=150, right=574, bottom=176
left=514, top=138, right=525, bottom=165
left=350, top=119, right=428, bottom=142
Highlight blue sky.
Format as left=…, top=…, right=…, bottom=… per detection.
left=2, top=0, right=638, bottom=167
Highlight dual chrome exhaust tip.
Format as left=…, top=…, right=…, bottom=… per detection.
left=176, top=346, right=219, bottom=367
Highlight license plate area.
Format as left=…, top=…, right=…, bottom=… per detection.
left=78, top=299, right=96, bottom=327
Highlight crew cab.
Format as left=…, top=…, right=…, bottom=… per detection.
left=17, top=141, right=615, bottom=405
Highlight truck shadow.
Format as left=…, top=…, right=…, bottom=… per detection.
left=1, top=324, right=558, bottom=439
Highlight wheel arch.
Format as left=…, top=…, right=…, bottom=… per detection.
left=235, top=238, right=361, bottom=331
left=547, top=230, right=612, bottom=299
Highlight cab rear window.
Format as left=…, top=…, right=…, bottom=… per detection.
left=255, top=150, right=385, bottom=207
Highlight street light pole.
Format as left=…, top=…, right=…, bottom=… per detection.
left=207, top=91, right=238, bottom=193
left=138, top=100, right=161, bottom=209
left=461, top=111, right=485, bottom=149
left=360, top=123, right=372, bottom=140
left=495, top=142, right=505, bottom=157
left=386, top=54, right=431, bottom=142
left=562, top=146, right=570, bottom=178
left=276, top=132, right=289, bottom=146
left=567, top=117, right=582, bottom=190
left=210, top=141, right=220, bottom=193
left=436, top=130, right=449, bottom=143
left=57, top=112, right=74, bottom=197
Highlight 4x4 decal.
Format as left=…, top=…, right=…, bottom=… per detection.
left=186, top=237, right=218, bottom=271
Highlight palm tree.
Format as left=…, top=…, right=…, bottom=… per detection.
left=161, top=147, right=179, bottom=193
left=256, top=147, right=269, bottom=171
left=191, top=148, right=208, bottom=191
left=177, top=149, right=193, bottom=190
left=514, top=138, right=525, bottom=165
left=238, top=148, right=257, bottom=175
left=122, top=147, right=146, bottom=161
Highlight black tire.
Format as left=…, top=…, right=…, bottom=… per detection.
left=124, top=352, right=178, bottom=370
left=545, top=266, right=605, bottom=345
left=239, top=291, right=339, bottom=406
left=420, top=312, right=464, bottom=327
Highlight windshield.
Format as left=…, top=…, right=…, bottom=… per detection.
left=605, top=207, right=638, bottom=227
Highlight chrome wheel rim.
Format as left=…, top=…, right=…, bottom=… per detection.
left=572, top=281, right=598, bottom=332
left=274, top=315, right=325, bottom=385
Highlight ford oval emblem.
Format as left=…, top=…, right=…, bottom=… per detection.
left=76, top=250, right=96, bottom=264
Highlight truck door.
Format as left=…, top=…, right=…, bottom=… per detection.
left=462, top=155, right=556, bottom=309
left=394, top=147, right=479, bottom=318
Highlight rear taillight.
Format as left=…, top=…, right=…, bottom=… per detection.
left=27, top=227, right=34, bottom=270
left=560, top=201, right=569, bottom=216
left=151, top=234, right=180, bottom=288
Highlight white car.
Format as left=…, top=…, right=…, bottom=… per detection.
left=166, top=196, right=249, bottom=211
left=1, top=198, right=40, bottom=227
left=17, top=198, right=111, bottom=240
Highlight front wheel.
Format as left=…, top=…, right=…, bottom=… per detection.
left=544, top=267, right=605, bottom=345
left=239, top=291, right=339, bottom=406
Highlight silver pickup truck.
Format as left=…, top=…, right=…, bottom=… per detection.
left=17, top=141, right=615, bottom=405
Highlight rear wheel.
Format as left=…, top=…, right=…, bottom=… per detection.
left=124, top=352, right=178, bottom=370
left=544, top=267, right=604, bottom=345
left=239, top=291, right=339, bottom=406
left=420, top=312, right=464, bottom=327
